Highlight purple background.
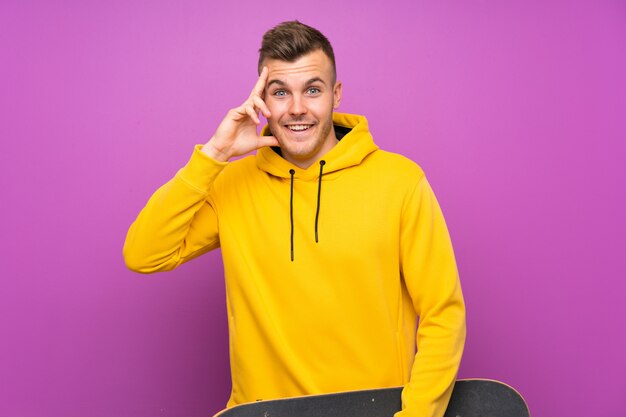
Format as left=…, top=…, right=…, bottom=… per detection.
left=1, top=1, right=624, bottom=416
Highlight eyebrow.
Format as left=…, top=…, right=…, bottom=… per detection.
left=305, top=77, right=327, bottom=86
left=266, top=77, right=327, bottom=89
left=266, top=79, right=286, bottom=88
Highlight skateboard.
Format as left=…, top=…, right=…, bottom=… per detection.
left=213, top=379, right=530, bottom=417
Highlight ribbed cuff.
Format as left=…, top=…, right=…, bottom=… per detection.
left=175, top=145, right=228, bottom=193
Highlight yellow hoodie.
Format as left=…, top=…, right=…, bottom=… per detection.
left=124, top=113, right=465, bottom=417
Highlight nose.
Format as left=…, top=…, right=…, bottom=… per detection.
left=288, top=94, right=307, bottom=116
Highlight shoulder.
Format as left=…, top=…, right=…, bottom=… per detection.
left=212, top=155, right=260, bottom=191
left=367, top=149, right=426, bottom=181
left=220, top=154, right=258, bottom=176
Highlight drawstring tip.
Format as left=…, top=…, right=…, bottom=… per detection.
left=290, top=250, right=294, bottom=262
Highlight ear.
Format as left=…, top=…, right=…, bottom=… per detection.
left=333, top=81, right=343, bottom=109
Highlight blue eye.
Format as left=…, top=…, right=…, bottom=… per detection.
left=273, top=90, right=287, bottom=96
left=307, top=87, right=320, bottom=95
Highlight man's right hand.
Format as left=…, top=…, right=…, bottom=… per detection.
left=201, top=67, right=279, bottom=162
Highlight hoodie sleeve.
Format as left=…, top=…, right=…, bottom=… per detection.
left=395, top=175, right=466, bottom=417
left=123, top=145, right=227, bottom=273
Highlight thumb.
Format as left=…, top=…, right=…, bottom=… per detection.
left=257, top=135, right=279, bottom=149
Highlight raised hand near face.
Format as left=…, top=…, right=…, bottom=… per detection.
left=202, top=67, right=279, bottom=162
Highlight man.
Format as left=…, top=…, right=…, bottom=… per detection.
left=124, top=21, right=465, bottom=417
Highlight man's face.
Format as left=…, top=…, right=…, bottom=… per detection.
left=262, top=49, right=342, bottom=169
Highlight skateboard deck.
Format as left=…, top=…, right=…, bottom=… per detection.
left=214, top=379, right=530, bottom=417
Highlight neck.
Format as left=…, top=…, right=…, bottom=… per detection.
left=286, top=135, right=338, bottom=169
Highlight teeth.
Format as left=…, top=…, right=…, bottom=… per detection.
left=287, top=125, right=311, bottom=131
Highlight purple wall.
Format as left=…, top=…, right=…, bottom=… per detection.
left=1, top=1, right=624, bottom=416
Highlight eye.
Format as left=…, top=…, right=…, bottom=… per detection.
left=307, top=87, right=321, bottom=95
left=272, top=90, right=287, bottom=97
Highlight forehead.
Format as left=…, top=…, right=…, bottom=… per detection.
left=264, top=49, right=333, bottom=85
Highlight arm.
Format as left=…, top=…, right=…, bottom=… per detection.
left=123, top=67, right=279, bottom=273
left=396, top=176, right=466, bottom=417
left=123, top=148, right=226, bottom=273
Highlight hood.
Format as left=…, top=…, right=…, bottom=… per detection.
left=256, top=113, right=378, bottom=180
left=255, top=112, right=378, bottom=261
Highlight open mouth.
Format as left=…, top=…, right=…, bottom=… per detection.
left=285, top=124, right=314, bottom=132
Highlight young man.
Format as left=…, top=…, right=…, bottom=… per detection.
left=124, top=21, right=466, bottom=417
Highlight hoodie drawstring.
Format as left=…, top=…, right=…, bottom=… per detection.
left=288, top=160, right=326, bottom=262
left=315, top=160, right=325, bottom=243
left=289, top=169, right=295, bottom=262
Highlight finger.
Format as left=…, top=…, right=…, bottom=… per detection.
left=251, top=66, right=269, bottom=97
left=229, top=105, right=248, bottom=121
left=252, top=95, right=271, bottom=118
left=244, top=103, right=260, bottom=125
